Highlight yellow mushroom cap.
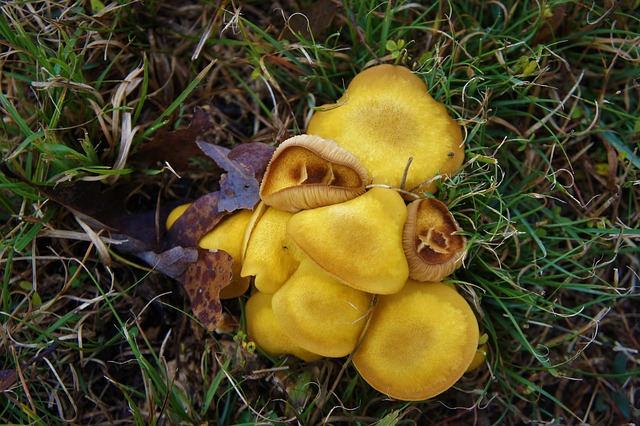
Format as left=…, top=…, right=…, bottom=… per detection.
left=245, top=291, right=321, bottom=362
left=307, top=64, right=464, bottom=193
left=287, top=187, right=409, bottom=295
left=165, top=203, right=191, bottom=230
left=241, top=206, right=301, bottom=294
left=353, top=280, right=479, bottom=401
left=465, top=343, right=488, bottom=372
left=198, top=209, right=253, bottom=299
left=272, top=259, right=373, bottom=358
left=260, top=134, right=369, bottom=212
left=402, top=198, right=467, bottom=282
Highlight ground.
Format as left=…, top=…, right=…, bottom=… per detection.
left=0, top=1, right=638, bottom=425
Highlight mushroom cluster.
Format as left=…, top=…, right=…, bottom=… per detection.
left=170, top=65, right=483, bottom=401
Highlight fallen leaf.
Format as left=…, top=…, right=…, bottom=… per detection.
left=0, top=342, right=59, bottom=392
left=165, top=191, right=225, bottom=248
left=532, top=3, right=568, bottom=45
left=136, top=245, right=199, bottom=280
left=283, top=0, right=337, bottom=40
left=0, top=162, right=119, bottom=231
left=0, top=369, right=17, bottom=393
left=130, top=107, right=213, bottom=171
left=196, top=140, right=264, bottom=212
left=184, top=249, right=234, bottom=332
left=227, top=142, right=275, bottom=182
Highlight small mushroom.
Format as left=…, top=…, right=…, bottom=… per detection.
left=245, top=291, right=321, bottom=362
left=353, top=280, right=479, bottom=401
left=465, top=343, right=488, bottom=372
left=307, top=64, right=464, bottom=193
left=198, top=209, right=253, bottom=299
left=402, top=198, right=467, bottom=282
left=241, top=204, right=301, bottom=294
left=260, top=134, right=369, bottom=212
left=271, top=259, right=373, bottom=358
left=287, top=187, right=409, bottom=295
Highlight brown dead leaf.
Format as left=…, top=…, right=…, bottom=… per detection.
left=130, top=107, right=213, bottom=170
left=0, top=163, right=110, bottom=227
left=227, top=142, right=275, bottom=182
left=196, top=141, right=272, bottom=212
left=283, top=0, right=337, bottom=40
left=166, top=191, right=225, bottom=248
left=532, top=3, right=568, bottom=45
left=0, top=343, right=59, bottom=392
left=184, top=249, right=234, bottom=332
left=0, top=369, right=17, bottom=393
left=136, top=245, right=199, bottom=280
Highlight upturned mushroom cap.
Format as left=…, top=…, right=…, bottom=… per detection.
left=307, top=64, right=464, bottom=193
left=402, top=198, right=467, bottom=282
left=198, top=209, right=253, bottom=299
left=241, top=205, right=301, bottom=294
left=287, top=187, right=409, bottom=294
left=271, top=259, right=373, bottom=358
left=353, top=280, right=479, bottom=401
left=245, top=291, right=321, bottom=362
left=260, top=134, right=369, bottom=212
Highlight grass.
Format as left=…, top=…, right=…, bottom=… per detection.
left=1, top=0, right=639, bottom=424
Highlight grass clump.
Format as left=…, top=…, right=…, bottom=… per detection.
left=1, top=0, right=639, bottom=424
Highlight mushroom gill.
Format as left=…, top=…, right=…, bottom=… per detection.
left=260, top=134, right=369, bottom=212
left=403, top=198, right=467, bottom=282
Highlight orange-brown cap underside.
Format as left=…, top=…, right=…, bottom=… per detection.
left=410, top=199, right=465, bottom=265
left=260, top=135, right=368, bottom=212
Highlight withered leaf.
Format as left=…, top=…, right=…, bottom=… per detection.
left=0, top=369, right=16, bottom=393
left=184, top=249, right=234, bottom=332
left=0, top=162, right=116, bottom=230
left=130, top=107, right=214, bottom=170
left=196, top=140, right=264, bottom=212
left=0, top=342, right=59, bottom=392
left=165, top=191, right=225, bottom=248
left=227, top=142, right=276, bottom=182
left=137, top=245, right=199, bottom=280
left=1, top=162, right=173, bottom=246
left=284, top=0, right=337, bottom=40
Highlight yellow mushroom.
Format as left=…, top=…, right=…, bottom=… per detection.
left=245, top=291, right=321, bottom=362
left=271, top=259, right=373, bottom=358
left=465, top=343, right=488, bottom=372
left=307, top=64, right=464, bottom=193
left=402, top=198, right=467, bottom=282
left=198, top=209, right=253, bottom=299
left=165, top=203, right=191, bottom=230
left=353, top=280, right=479, bottom=401
left=241, top=204, right=301, bottom=294
left=465, top=333, right=489, bottom=372
left=287, top=187, right=409, bottom=295
left=260, top=134, right=369, bottom=212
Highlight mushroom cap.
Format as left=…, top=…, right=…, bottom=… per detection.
left=198, top=209, right=253, bottom=299
left=307, top=64, right=464, bottom=193
left=165, top=203, right=191, bottom=230
left=260, top=134, right=369, bottom=212
left=241, top=205, right=301, bottom=294
left=465, top=343, right=488, bottom=372
left=402, top=198, right=467, bottom=282
left=287, top=187, right=409, bottom=294
left=353, top=280, right=479, bottom=401
left=245, top=291, right=321, bottom=362
left=271, top=259, right=373, bottom=358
